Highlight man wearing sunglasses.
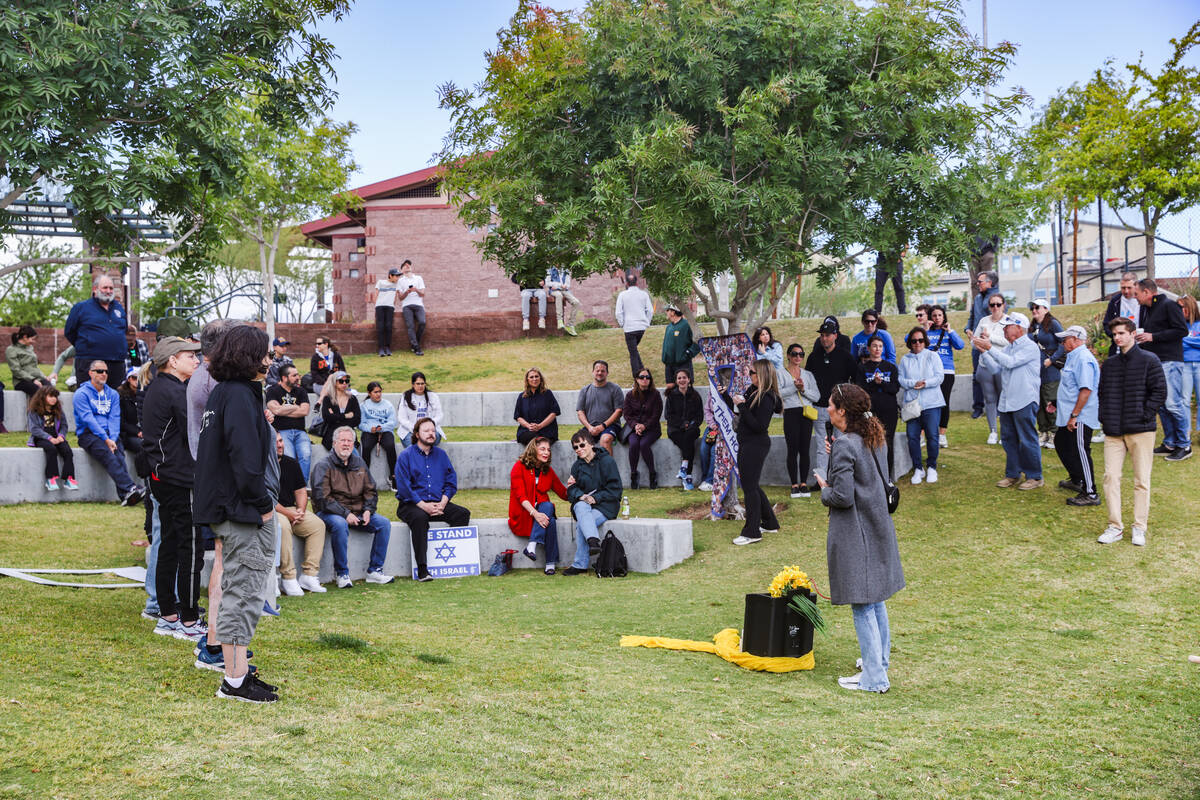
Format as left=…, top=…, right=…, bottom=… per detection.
left=74, top=359, right=145, bottom=506
left=965, top=270, right=1001, bottom=419
left=975, top=312, right=1043, bottom=490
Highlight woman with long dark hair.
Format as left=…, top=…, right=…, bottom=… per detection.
left=397, top=371, right=444, bottom=446
left=318, top=370, right=360, bottom=451
left=855, top=335, right=899, bottom=479
left=817, top=383, right=905, bottom=694
left=307, top=335, right=344, bottom=394
left=624, top=368, right=663, bottom=488
left=664, top=368, right=703, bottom=490
left=7, top=325, right=52, bottom=397
left=1028, top=299, right=1065, bottom=448
left=732, top=358, right=782, bottom=545
left=514, top=367, right=561, bottom=444
left=359, top=380, right=398, bottom=479
left=898, top=326, right=944, bottom=485
left=27, top=384, right=76, bottom=491
left=508, top=436, right=568, bottom=575
left=778, top=342, right=819, bottom=497
left=753, top=326, right=784, bottom=369
left=927, top=305, right=965, bottom=448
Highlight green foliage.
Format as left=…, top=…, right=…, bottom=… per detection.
left=439, top=0, right=1039, bottom=332
left=575, top=317, right=612, bottom=331
left=0, top=239, right=89, bottom=326
left=788, top=593, right=829, bottom=639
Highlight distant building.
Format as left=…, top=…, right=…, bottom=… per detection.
left=300, top=166, right=627, bottom=326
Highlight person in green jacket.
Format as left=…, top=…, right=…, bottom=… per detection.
left=564, top=430, right=623, bottom=575
left=6, top=325, right=52, bottom=397
left=661, top=305, right=701, bottom=388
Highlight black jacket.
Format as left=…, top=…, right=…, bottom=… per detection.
left=193, top=379, right=275, bottom=525
left=806, top=346, right=859, bottom=406
left=142, top=373, right=195, bottom=487
left=664, top=386, right=703, bottom=435
left=1138, top=293, right=1188, bottom=362
left=1098, top=344, right=1167, bottom=436
left=855, top=360, right=900, bottom=418
left=736, top=386, right=781, bottom=439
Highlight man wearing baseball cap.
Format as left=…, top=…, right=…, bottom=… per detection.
left=373, top=268, right=403, bottom=357
left=660, top=303, right=699, bottom=387
left=806, top=316, right=858, bottom=483
left=975, top=312, right=1043, bottom=489
left=1051, top=326, right=1101, bottom=506
left=265, top=336, right=292, bottom=387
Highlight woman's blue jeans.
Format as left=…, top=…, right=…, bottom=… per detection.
left=851, top=601, right=891, bottom=692
left=571, top=501, right=609, bottom=569
left=699, top=436, right=715, bottom=483
left=528, top=500, right=559, bottom=566
left=1180, top=361, right=1200, bottom=440
left=906, top=407, right=940, bottom=470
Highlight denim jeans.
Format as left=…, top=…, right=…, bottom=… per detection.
left=1160, top=360, right=1189, bottom=448
left=318, top=511, right=391, bottom=577
left=571, top=501, right=610, bottom=569
left=529, top=500, right=560, bottom=566
left=278, top=428, right=312, bottom=480
left=144, top=493, right=162, bottom=614
left=77, top=431, right=136, bottom=496
left=851, top=601, right=891, bottom=692
left=905, top=407, right=940, bottom=470
left=999, top=401, right=1042, bottom=480
left=1180, top=362, right=1200, bottom=439
left=699, top=434, right=716, bottom=483
left=520, top=288, right=547, bottom=320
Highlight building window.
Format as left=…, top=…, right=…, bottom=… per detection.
left=348, top=268, right=360, bottom=278
left=348, top=252, right=362, bottom=262
left=355, top=237, right=366, bottom=253
left=395, top=183, right=441, bottom=199
left=1011, top=255, right=1021, bottom=272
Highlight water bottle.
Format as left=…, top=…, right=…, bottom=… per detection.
left=621, top=495, right=631, bottom=519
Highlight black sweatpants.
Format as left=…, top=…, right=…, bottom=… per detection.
left=362, top=430, right=397, bottom=479
left=668, top=428, right=699, bottom=475
left=396, top=500, right=472, bottom=572
left=375, top=306, right=395, bottom=351
left=938, top=373, right=955, bottom=428
left=150, top=480, right=201, bottom=621
left=624, top=330, right=645, bottom=377
left=737, top=432, right=777, bottom=539
left=782, top=407, right=813, bottom=487
left=1054, top=423, right=1096, bottom=495
left=35, top=438, right=75, bottom=480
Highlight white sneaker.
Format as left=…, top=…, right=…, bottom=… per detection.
left=732, top=535, right=761, bottom=546
left=336, top=575, right=353, bottom=589
left=1131, top=527, right=1146, bottom=546
left=911, top=469, right=924, bottom=485
left=365, top=570, right=395, bottom=584
left=698, top=481, right=713, bottom=492
left=1044, top=439, right=1055, bottom=450
left=522, top=319, right=530, bottom=331
left=760, top=526, right=780, bottom=534
left=280, top=578, right=304, bottom=597
left=1093, top=432, right=1105, bottom=442
left=925, top=467, right=938, bottom=484
left=1097, top=526, right=1123, bottom=544
left=938, top=434, right=948, bottom=448
left=298, top=575, right=326, bottom=593
left=987, top=432, right=998, bottom=445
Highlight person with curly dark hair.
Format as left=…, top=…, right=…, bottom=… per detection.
left=508, top=436, right=568, bottom=575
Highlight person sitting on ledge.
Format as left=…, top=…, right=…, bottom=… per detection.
left=311, top=425, right=395, bottom=589
left=274, top=433, right=327, bottom=597
left=397, top=371, right=444, bottom=447
left=27, top=385, right=76, bottom=492
left=564, top=429, right=622, bottom=576
left=514, top=367, right=560, bottom=444
left=508, top=436, right=569, bottom=575
left=74, top=359, right=145, bottom=506
left=576, top=360, right=624, bottom=456
left=394, top=417, right=472, bottom=582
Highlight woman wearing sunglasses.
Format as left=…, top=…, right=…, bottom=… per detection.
left=564, top=430, right=623, bottom=575
left=927, top=305, right=965, bottom=448
left=317, top=370, right=359, bottom=451
left=623, top=369, right=663, bottom=489
left=732, top=359, right=783, bottom=545
left=898, top=327, right=944, bottom=484
left=973, top=295, right=1009, bottom=444
left=778, top=343, right=819, bottom=497
left=307, top=336, right=344, bottom=395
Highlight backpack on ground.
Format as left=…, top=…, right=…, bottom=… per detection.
left=594, top=532, right=628, bottom=578
left=488, top=549, right=517, bottom=577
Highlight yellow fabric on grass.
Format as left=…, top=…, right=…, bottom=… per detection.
left=620, top=627, right=814, bottom=672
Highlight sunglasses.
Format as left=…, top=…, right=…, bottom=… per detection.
left=637, top=374, right=651, bottom=380
left=864, top=319, right=878, bottom=325
left=911, top=339, right=927, bottom=345
left=337, top=378, right=350, bottom=384
left=788, top=351, right=803, bottom=357
left=989, top=302, right=1004, bottom=308
left=572, top=442, right=588, bottom=450
left=91, top=369, right=108, bottom=374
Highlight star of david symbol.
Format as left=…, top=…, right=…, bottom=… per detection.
left=433, top=542, right=457, bottom=563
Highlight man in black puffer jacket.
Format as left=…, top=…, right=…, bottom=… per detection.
left=1097, top=318, right=1167, bottom=548
left=1134, top=278, right=1189, bottom=458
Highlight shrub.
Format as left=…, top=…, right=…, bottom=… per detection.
left=576, top=317, right=610, bottom=331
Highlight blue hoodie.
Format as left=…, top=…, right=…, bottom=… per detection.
left=73, top=381, right=122, bottom=439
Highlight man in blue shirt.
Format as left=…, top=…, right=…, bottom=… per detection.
left=394, top=417, right=472, bottom=582
left=1050, top=326, right=1101, bottom=506
left=850, top=309, right=896, bottom=363
left=74, top=359, right=145, bottom=505
left=64, top=274, right=129, bottom=389
left=976, top=312, right=1043, bottom=489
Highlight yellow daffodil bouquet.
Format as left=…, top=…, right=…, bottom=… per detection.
left=768, top=566, right=828, bottom=638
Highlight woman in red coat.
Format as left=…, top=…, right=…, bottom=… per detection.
left=508, top=436, right=568, bottom=575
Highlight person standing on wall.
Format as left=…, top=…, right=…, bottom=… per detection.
left=374, top=267, right=402, bottom=357
left=615, top=273, right=654, bottom=379
left=397, top=259, right=426, bottom=356
left=546, top=266, right=581, bottom=336
left=873, top=251, right=907, bottom=315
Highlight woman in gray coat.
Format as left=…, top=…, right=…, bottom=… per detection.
left=816, top=383, right=905, bottom=693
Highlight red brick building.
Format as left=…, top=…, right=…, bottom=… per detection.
left=301, top=166, right=628, bottom=335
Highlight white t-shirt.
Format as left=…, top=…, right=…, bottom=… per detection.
left=1119, top=295, right=1139, bottom=324
left=398, top=274, right=425, bottom=308
left=375, top=279, right=400, bottom=309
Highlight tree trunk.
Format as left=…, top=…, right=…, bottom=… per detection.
left=1143, top=209, right=1156, bottom=280
left=259, top=222, right=281, bottom=340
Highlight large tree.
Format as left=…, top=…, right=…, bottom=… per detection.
left=0, top=0, right=350, bottom=274
left=438, top=0, right=1035, bottom=332
left=1031, top=22, right=1200, bottom=280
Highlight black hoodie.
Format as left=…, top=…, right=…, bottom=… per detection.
left=193, top=379, right=275, bottom=525
left=142, top=372, right=194, bottom=487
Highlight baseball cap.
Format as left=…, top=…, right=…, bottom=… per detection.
left=125, top=366, right=139, bottom=381
left=1056, top=324, right=1088, bottom=342
left=665, top=303, right=681, bottom=313
left=1028, top=298, right=1051, bottom=310
left=818, top=316, right=840, bottom=334
left=1001, top=312, right=1030, bottom=329
left=388, top=268, right=402, bottom=276
left=152, top=336, right=201, bottom=366
left=272, top=337, right=290, bottom=347
left=156, top=316, right=199, bottom=340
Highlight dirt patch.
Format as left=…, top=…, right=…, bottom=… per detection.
left=667, top=502, right=715, bottom=520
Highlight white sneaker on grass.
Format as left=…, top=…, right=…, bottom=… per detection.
left=938, top=434, right=948, bottom=448
left=925, top=467, right=938, bottom=484
left=280, top=578, right=303, bottom=597
left=298, top=575, right=326, bottom=593
left=1097, top=525, right=1123, bottom=544
left=1131, top=527, right=1146, bottom=546
left=698, top=481, right=713, bottom=492
left=911, top=469, right=924, bottom=485
left=336, top=575, right=353, bottom=589
left=365, top=570, right=395, bottom=584
left=986, top=432, right=999, bottom=445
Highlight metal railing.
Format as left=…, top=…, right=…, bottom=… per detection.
left=165, top=282, right=265, bottom=323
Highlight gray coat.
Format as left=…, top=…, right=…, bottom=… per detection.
left=820, top=432, right=905, bottom=606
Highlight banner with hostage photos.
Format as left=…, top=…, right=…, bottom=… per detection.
left=698, top=334, right=755, bottom=519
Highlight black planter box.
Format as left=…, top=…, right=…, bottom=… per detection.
left=742, top=591, right=816, bottom=658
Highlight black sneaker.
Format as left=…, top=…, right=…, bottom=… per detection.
left=1066, top=493, right=1101, bottom=506
left=1165, top=447, right=1193, bottom=462
left=1153, top=444, right=1174, bottom=455
left=216, top=677, right=277, bottom=703
left=971, top=408, right=983, bottom=419
left=1057, top=479, right=1083, bottom=492
left=121, top=486, right=145, bottom=507
left=251, top=673, right=279, bottom=693
left=562, top=566, right=588, bottom=576
left=587, top=536, right=601, bottom=556
left=416, top=568, right=434, bottom=583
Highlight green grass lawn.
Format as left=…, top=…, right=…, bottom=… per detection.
left=2, top=410, right=1200, bottom=798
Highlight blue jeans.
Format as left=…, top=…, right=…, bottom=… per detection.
left=905, top=407, right=940, bottom=470
left=144, top=494, right=162, bottom=614
left=1160, top=361, right=1189, bottom=448
left=520, top=288, right=547, bottom=320
left=851, top=602, right=891, bottom=692
left=699, top=435, right=715, bottom=483
left=571, top=501, right=609, bottom=569
left=1179, top=362, right=1200, bottom=439
left=318, top=511, right=391, bottom=577
left=999, top=401, right=1042, bottom=480
left=77, top=431, right=136, bottom=496
left=529, top=500, right=560, bottom=566
left=278, top=428, right=312, bottom=480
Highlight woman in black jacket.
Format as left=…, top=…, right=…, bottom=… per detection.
left=623, top=369, right=663, bottom=489
left=664, top=368, right=703, bottom=490
left=307, top=335, right=345, bottom=394
left=319, top=370, right=360, bottom=450
left=193, top=325, right=280, bottom=703
left=732, top=359, right=782, bottom=545
left=855, top=335, right=900, bottom=479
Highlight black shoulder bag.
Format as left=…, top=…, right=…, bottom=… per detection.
left=867, top=443, right=900, bottom=514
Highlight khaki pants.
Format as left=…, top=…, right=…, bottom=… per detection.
left=1103, top=431, right=1154, bottom=532
left=550, top=288, right=580, bottom=326
left=277, top=509, right=327, bottom=579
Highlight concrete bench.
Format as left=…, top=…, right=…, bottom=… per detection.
left=197, top=516, right=694, bottom=584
